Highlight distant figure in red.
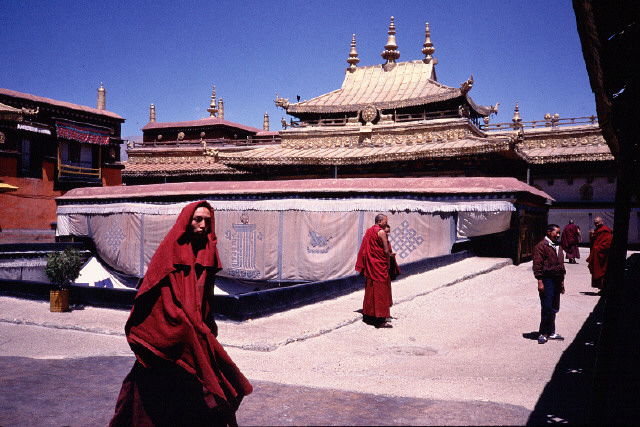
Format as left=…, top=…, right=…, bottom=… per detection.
left=356, top=214, right=393, bottom=328
left=561, top=220, right=582, bottom=264
left=587, top=216, right=613, bottom=291
left=109, top=201, right=252, bottom=427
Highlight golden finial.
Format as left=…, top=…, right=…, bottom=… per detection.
left=512, top=102, right=522, bottom=126
left=347, top=34, right=360, bottom=72
left=422, top=23, right=435, bottom=64
left=149, top=103, right=156, bottom=122
left=207, top=85, right=218, bottom=117
left=97, top=82, right=106, bottom=110
left=381, top=17, right=400, bottom=69
left=263, top=112, right=270, bottom=131
left=218, top=98, right=224, bottom=119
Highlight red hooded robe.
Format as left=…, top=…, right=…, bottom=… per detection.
left=355, top=224, right=391, bottom=318
left=561, top=222, right=581, bottom=259
left=587, top=224, right=613, bottom=280
left=110, top=201, right=252, bottom=426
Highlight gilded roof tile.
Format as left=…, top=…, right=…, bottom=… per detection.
left=515, top=144, right=613, bottom=164
left=219, top=137, right=508, bottom=166
left=286, top=60, right=464, bottom=114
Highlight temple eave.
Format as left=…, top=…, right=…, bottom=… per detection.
left=218, top=138, right=510, bottom=167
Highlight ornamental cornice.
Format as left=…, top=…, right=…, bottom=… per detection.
left=518, top=133, right=606, bottom=149
left=280, top=126, right=480, bottom=150
left=514, top=146, right=614, bottom=164
left=126, top=155, right=217, bottom=165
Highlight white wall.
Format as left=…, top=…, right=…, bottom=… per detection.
left=533, top=176, right=616, bottom=203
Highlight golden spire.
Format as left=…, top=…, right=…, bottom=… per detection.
left=263, top=111, right=270, bottom=131
left=347, top=34, right=360, bottom=72
left=149, top=103, right=156, bottom=122
left=512, top=102, right=522, bottom=126
left=422, top=23, right=436, bottom=64
left=381, top=17, right=400, bottom=70
left=97, top=82, right=106, bottom=110
left=218, top=98, right=224, bottom=119
left=207, top=85, right=218, bottom=117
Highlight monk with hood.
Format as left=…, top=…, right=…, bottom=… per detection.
left=356, top=214, right=393, bottom=328
left=109, top=201, right=252, bottom=426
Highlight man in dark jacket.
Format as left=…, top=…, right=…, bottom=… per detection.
left=532, top=224, right=566, bottom=344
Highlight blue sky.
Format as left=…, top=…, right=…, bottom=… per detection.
left=1, top=1, right=595, bottom=138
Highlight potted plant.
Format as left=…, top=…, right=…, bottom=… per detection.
left=45, top=247, right=84, bottom=312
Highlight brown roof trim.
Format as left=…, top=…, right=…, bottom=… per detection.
left=142, top=116, right=263, bottom=134
left=0, top=88, right=124, bottom=121
left=58, top=176, right=552, bottom=201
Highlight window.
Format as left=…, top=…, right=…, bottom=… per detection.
left=68, top=140, right=81, bottom=164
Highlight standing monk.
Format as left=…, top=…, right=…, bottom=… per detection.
left=587, top=216, right=613, bottom=291
left=561, top=220, right=582, bottom=264
left=356, top=214, right=393, bottom=328
left=109, top=201, right=252, bottom=427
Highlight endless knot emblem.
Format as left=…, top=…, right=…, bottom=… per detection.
left=224, top=213, right=263, bottom=279
left=360, top=105, right=378, bottom=123
left=389, top=219, right=424, bottom=259
left=104, top=219, right=126, bottom=253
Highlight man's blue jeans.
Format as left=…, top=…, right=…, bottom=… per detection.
left=539, top=278, right=562, bottom=336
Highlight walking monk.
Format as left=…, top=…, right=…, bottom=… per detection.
left=587, top=216, right=613, bottom=291
left=356, top=214, right=393, bottom=328
left=561, top=220, right=582, bottom=264
left=109, top=201, right=252, bottom=426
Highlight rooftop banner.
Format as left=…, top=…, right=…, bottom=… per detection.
left=55, top=120, right=109, bottom=145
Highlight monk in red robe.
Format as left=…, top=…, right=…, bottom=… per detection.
left=356, top=214, right=393, bottom=328
left=109, top=201, right=252, bottom=427
left=561, top=220, right=582, bottom=263
left=587, top=216, right=613, bottom=290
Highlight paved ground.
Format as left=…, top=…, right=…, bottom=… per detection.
left=0, top=250, right=606, bottom=425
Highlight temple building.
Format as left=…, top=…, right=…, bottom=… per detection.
left=121, top=18, right=637, bottom=243
left=218, top=17, right=637, bottom=243
left=0, top=85, right=125, bottom=243
left=122, top=85, right=279, bottom=185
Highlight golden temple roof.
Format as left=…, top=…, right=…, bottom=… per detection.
left=219, top=135, right=509, bottom=166
left=513, top=125, right=613, bottom=164
left=285, top=60, right=491, bottom=116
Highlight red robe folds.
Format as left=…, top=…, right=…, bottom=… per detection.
left=356, top=224, right=391, bottom=318
left=561, top=223, right=581, bottom=259
left=110, top=201, right=252, bottom=426
left=587, top=224, right=613, bottom=281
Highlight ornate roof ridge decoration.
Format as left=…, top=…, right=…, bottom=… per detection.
left=122, top=161, right=246, bottom=177
left=347, top=34, right=360, bottom=72
left=207, top=85, right=218, bottom=118
left=460, top=75, right=473, bottom=95
left=422, top=23, right=437, bottom=65
left=381, top=16, right=400, bottom=71
left=0, top=88, right=124, bottom=121
left=0, top=101, right=38, bottom=121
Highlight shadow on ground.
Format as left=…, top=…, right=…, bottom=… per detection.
left=0, top=355, right=530, bottom=426
left=526, top=295, right=604, bottom=424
